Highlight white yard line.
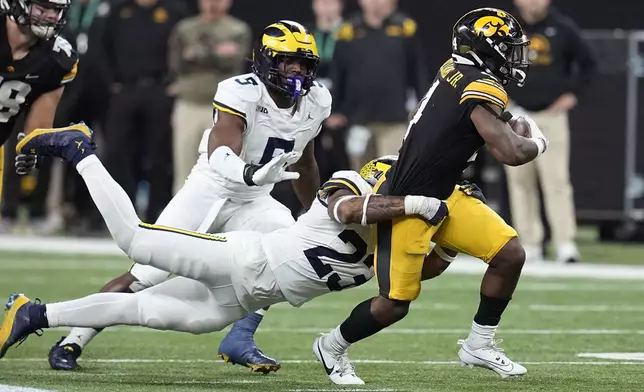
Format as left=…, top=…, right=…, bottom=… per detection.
left=71, top=326, right=644, bottom=335
left=4, top=358, right=644, bottom=366
left=577, top=353, right=644, bottom=361
left=0, top=386, right=57, bottom=392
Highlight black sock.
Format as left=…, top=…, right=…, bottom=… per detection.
left=29, top=303, right=49, bottom=330
left=339, top=298, right=385, bottom=343
left=473, top=293, right=511, bottom=326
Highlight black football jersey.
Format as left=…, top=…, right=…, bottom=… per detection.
left=0, top=16, right=79, bottom=146
left=386, top=57, right=509, bottom=199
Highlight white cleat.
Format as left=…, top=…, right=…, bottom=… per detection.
left=457, top=339, right=527, bottom=378
left=313, top=334, right=365, bottom=385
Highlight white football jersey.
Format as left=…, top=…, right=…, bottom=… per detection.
left=197, top=73, right=332, bottom=200
left=262, top=171, right=375, bottom=307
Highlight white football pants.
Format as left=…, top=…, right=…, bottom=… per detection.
left=47, top=156, right=283, bottom=334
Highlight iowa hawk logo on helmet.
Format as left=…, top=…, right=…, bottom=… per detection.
left=453, top=8, right=530, bottom=86
left=252, top=20, right=320, bottom=99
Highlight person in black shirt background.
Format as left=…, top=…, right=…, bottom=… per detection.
left=505, top=0, right=597, bottom=264
left=102, top=0, right=186, bottom=223
left=328, top=0, right=428, bottom=172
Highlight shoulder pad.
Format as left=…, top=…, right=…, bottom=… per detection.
left=49, top=36, right=79, bottom=84
left=50, top=36, right=79, bottom=70
left=322, top=171, right=372, bottom=197
left=217, top=73, right=262, bottom=104
left=307, top=81, right=332, bottom=111
left=460, top=76, right=508, bottom=109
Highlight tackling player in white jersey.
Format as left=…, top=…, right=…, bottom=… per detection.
left=46, top=21, right=331, bottom=372
left=0, top=124, right=451, bottom=386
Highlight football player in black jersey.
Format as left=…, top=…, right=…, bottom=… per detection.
left=0, top=0, right=77, bottom=204
left=315, top=8, right=550, bottom=382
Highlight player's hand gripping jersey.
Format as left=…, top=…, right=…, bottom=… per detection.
left=388, top=56, right=508, bottom=200
left=196, top=73, right=332, bottom=200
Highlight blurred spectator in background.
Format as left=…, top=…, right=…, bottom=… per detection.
left=308, top=0, right=349, bottom=182
left=328, top=0, right=428, bottom=171
left=505, top=0, right=597, bottom=263
left=168, top=0, right=251, bottom=194
left=103, top=0, right=186, bottom=222
left=56, top=0, right=112, bottom=234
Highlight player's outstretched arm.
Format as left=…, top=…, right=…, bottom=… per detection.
left=471, top=104, right=547, bottom=166
left=327, top=190, right=447, bottom=226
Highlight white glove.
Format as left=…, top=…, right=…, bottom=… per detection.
left=404, top=195, right=448, bottom=225
left=524, top=115, right=549, bottom=155
left=249, top=151, right=301, bottom=186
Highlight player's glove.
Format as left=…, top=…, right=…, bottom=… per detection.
left=459, top=181, right=486, bottom=204
left=243, top=151, right=301, bottom=186
left=404, top=196, right=448, bottom=225
left=15, top=132, right=38, bottom=175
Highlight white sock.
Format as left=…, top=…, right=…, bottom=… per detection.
left=322, top=326, right=351, bottom=355
left=254, top=308, right=266, bottom=317
left=59, top=328, right=99, bottom=349
left=76, top=155, right=141, bottom=253
left=466, top=321, right=497, bottom=349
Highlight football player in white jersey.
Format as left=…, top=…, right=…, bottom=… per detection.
left=46, top=21, right=331, bottom=372
left=0, top=124, right=450, bottom=386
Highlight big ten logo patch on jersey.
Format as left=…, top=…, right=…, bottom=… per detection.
left=473, top=13, right=510, bottom=38
left=528, top=34, right=552, bottom=65
left=256, top=105, right=268, bottom=114
left=439, top=59, right=464, bottom=88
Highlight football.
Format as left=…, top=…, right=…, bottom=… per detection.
left=509, top=116, right=531, bottom=137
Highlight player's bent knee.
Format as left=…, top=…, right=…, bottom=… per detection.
left=126, top=228, right=157, bottom=265
left=371, top=296, right=410, bottom=326
left=489, top=237, right=525, bottom=273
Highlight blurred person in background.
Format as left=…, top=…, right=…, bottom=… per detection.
left=54, top=0, right=112, bottom=234
left=505, top=0, right=596, bottom=263
left=309, top=0, right=349, bottom=182
left=102, top=0, right=186, bottom=222
left=328, top=0, right=428, bottom=171
left=168, top=0, right=251, bottom=194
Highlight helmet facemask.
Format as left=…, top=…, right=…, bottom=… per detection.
left=491, top=35, right=530, bottom=86
left=254, top=48, right=320, bottom=100
left=7, top=0, right=70, bottom=40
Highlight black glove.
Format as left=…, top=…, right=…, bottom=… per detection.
left=459, top=181, right=486, bottom=204
left=15, top=132, right=38, bottom=175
